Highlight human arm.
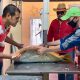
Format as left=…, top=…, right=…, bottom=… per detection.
left=14, top=45, right=41, bottom=55
left=47, top=40, right=60, bottom=46
left=1, top=45, right=40, bottom=59
left=0, top=52, right=21, bottom=59
left=5, top=36, right=23, bottom=49
left=1, top=46, right=35, bottom=59
left=38, top=45, right=61, bottom=54
left=0, top=53, right=12, bottom=59
left=60, top=28, right=80, bottom=50
left=38, top=28, right=80, bottom=54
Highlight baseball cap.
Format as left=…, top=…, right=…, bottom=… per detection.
left=61, top=7, right=80, bottom=20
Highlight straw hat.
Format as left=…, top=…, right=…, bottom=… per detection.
left=53, top=3, right=67, bottom=11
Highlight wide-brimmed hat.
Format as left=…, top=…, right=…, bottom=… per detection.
left=53, top=3, right=67, bottom=11
left=61, top=7, right=80, bottom=20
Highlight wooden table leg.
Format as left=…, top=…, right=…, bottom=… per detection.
left=42, top=73, right=49, bottom=80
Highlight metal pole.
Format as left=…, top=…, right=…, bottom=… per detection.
left=42, top=0, right=49, bottom=46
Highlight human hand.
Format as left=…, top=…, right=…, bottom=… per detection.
left=15, top=45, right=41, bottom=55
left=11, top=52, right=21, bottom=60
left=17, top=43, right=24, bottom=49
left=38, top=46, right=47, bottom=55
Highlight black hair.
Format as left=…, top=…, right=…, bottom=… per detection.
left=2, top=4, right=21, bottom=17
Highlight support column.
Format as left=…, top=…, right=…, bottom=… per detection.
left=42, top=0, right=49, bottom=46
left=41, top=1, right=49, bottom=79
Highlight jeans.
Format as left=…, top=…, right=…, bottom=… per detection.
left=58, top=74, right=74, bottom=80
left=58, top=52, right=74, bottom=80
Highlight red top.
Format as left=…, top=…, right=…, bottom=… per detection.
left=0, top=16, right=11, bottom=52
left=47, top=19, right=76, bottom=54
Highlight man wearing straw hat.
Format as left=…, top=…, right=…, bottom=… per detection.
left=47, top=3, right=75, bottom=80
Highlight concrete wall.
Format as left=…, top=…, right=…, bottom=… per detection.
left=22, top=1, right=80, bottom=44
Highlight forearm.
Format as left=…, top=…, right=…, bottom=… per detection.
left=5, top=36, right=20, bottom=47
left=45, top=45, right=61, bottom=52
left=17, top=45, right=40, bottom=55
left=18, top=47, right=29, bottom=54
left=47, top=40, right=60, bottom=46
left=60, top=29, right=80, bottom=50
left=0, top=53, right=11, bottom=59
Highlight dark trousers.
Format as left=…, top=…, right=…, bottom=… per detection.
left=58, top=74, right=74, bottom=80
left=0, top=62, right=3, bottom=75
left=58, top=52, right=74, bottom=80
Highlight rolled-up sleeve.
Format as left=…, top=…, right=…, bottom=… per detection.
left=60, top=28, right=80, bottom=50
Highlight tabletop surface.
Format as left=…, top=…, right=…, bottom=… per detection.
left=7, top=51, right=80, bottom=75
left=6, top=62, right=80, bottom=75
